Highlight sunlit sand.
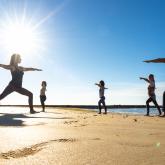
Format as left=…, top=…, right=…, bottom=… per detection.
left=0, top=107, right=165, bottom=165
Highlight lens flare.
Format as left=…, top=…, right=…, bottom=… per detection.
left=1, top=21, right=41, bottom=56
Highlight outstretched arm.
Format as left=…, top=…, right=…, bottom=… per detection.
left=95, top=83, right=101, bottom=87
left=20, top=67, right=42, bottom=71
left=139, top=77, right=149, bottom=83
left=95, top=83, right=108, bottom=89
left=144, top=58, right=165, bottom=63
left=0, top=64, right=13, bottom=70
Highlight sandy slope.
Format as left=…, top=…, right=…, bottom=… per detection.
left=0, top=107, right=165, bottom=165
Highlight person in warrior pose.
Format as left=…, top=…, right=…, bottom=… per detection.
left=95, top=80, right=108, bottom=114
left=144, top=58, right=165, bottom=116
left=140, top=74, right=161, bottom=116
left=0, top=54, right=42, bottom=114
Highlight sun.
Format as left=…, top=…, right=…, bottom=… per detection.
left=2, top=22, right=39, bottom=56
left=0, top=10, right=46, bottom=59
left=0, top=1, right=67, bottom=60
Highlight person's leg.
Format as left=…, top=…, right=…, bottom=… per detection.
left=102, top=97, right=107, bottom=114
left=163, top=91, right=165, bottom=114
left=42, top=101, right=45, bottom=112
left=40, top=96, right=43, bottom=111
left=40, top=96, right=45, bottom=112
left=152, top=99, right=162, bottom=115
left=14, top=87, right=35, bottom=113
left=146, top=97, right=152, bottom=116
left=0, top=85, right=14, bottom=100
left=98, top=99, right=102, bottom=114
left=43, top=96, right=46, bottom=112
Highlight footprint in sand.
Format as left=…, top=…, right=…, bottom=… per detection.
left=0, top=138, right=77, bottom=159
left=64, top=120, right=78, bottom=124
left=123, top=114, right=128, bottom=118
left=119, top=142, right=151, bottom=148
left=74, top=124, right=88, bottom=127
left=133, top=118, right=137, bottom=122
left=91, top=138, right=101, bottom=141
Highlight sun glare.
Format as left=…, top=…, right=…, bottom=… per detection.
left=0, top=1, right=67, bottom=60
left=2, top=22, right=39, bottom=56
left=0, top=11, right=46, bottom=59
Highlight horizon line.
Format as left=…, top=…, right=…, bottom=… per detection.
left=0, top=104, right=162, bottom=109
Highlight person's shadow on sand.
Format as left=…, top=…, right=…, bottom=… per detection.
left=0, top=113, right=74, bottom=127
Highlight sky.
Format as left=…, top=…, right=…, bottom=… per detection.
left=0, top=0, right=165, bottom=106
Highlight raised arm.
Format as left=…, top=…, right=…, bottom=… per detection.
left=20, top=67, right=42, bottom=72
left=0, top=64, right=13, bottom=70
left=139, top=77, right=150, bottom=83
left=144, top=58, right=165, bottom=63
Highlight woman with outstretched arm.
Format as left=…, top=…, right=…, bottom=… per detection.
left=95, top=80, right=108, bottom=114
left=144, top=58, right=165, bottom=116
left=140, top=74, right=161, bottom=116
left=0, top=54, right=42, bottom=114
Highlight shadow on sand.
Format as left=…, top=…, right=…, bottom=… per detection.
left=0, top=113, right=73, bottom=127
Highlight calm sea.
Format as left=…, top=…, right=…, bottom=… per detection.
left=94, top=108, right=162, bottom=115
left=0, top=106, right=162, bottom=116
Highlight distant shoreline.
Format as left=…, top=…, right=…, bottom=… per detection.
left=0, top=105, right=162, bottom=109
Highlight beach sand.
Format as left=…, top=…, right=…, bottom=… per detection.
left=0, top=107, right=165, bottom=165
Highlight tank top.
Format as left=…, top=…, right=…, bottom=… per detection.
left=9, top=68, right=24, bottom=87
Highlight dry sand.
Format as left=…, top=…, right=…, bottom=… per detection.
left=0, top=107, right=165, bottom=165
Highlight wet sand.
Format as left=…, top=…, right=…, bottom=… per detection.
left=0, top=107, right=165, bottom=165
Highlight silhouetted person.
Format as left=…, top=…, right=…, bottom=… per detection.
left=95, top=80, right=108, bottom=114
left=140, top=74, right=161, bottom=116
left=144, top=58, right=165, bottom=116
left=40, top=81, right=47, bottom=112
left=0, top=54, right=42, bottom=114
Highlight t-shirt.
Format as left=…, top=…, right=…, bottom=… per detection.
left=99, top=86, right=104, bottom=98
left=40, top=86, right=46, bottom=96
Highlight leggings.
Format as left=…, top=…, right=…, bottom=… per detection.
left=40, top=95, right=46, bottom=111
left=0, top=84, right=33, bottom=110
left=98, top=96, right=107, bottom=113
left=146, top=97, right=161, bottom=115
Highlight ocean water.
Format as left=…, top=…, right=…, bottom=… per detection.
left=94, top=108, right=162, bottom=115
left=0, top=106, right=162, bottom=116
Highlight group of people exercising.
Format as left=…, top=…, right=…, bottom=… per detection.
left=0, top=54, right=164, bottom=116
left=95, top=58, right=165, bottom=116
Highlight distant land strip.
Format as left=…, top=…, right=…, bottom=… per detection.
left=0, top=105, right=162, bottom=109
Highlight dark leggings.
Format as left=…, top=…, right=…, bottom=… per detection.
left=98, top=96, right=107, bottom=113
left=40, top=95, right=46, bottom=111
left=0, top=84, right=33, bottom=110
left=146, top=97, right=161, bottom=115
left=163, top=91, right=165, bottom=113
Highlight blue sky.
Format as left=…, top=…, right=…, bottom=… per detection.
left=0, top=0, right=165, bottom=105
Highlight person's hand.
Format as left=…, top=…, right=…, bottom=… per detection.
left=36, top=69, right=42, bottom=71
left=143, top=60, right=150, bottom=63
